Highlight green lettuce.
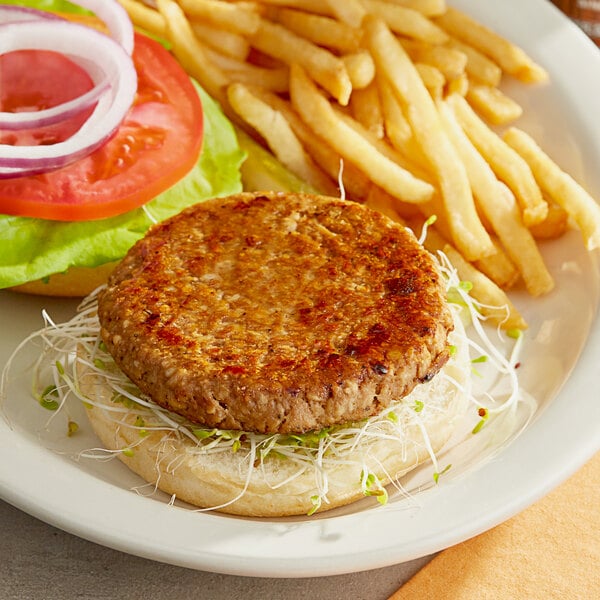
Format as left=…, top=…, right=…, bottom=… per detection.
left=0, top=0, right=89, bottom=14
left=0, top=85, right=245, bottom=289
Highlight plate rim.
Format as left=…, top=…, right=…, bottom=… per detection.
left=2, top=0, right=600, bottom=578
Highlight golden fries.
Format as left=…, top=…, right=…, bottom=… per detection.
left=365, top=16, right=494, bottom=261
left=178, top=0, right=260, bottom=36
left=466, top=82, right=523, bottom=125
left=349, top=81, right=385, bottom=139
left=342, top=51, right=376, bottom=89
left=271, top=8, right=362, bottom=53
left=400, top=38, right=467, bottom=81
left=289, top=63, right=434, bottom=204
left=384, top=0, right=447, bottom=18
left=204, top=47, right=289, bottom=92
left=446, top=93, right=548, bottom=227
left=227, top=83, right=337, bottom=195
left=117, top=0, right=166, bottom=38
left=250, top=18, right=352, bottom=105
left=362, top=0, right=449, bottom=43
left=118, top=0, right=600, bottom=329
left=155, top=0, right=229, bottom=103
left=445, top=37, right=502, bottom=87
left=503, top=127, right=600, bottom=250
left=442, top=245, right=528, bottom=331
left=190, top=21, right=251, bottom=61
left=435, top=7, right=548, bottom=83
left=439, top=100, right=554, bottom=296
left=323, top=0, right=366, bottom=28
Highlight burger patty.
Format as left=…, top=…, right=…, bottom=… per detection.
left=98, top=192, right=454, bottom=434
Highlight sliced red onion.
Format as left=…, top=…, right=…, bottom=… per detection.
left=0, top=20, right=137, bottom=179
left=0, top=5, right=63, bottom=24
left=0, top=81, right=111, bottom=131
left=74, top=0, right=135, bottom=55
left=0, top=6, right=107, bottom=132
left=0, top=1, right=134, bottom=53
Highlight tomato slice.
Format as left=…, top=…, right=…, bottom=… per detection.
left=0, top=33, right=204, bottom=221
left=0, top=49, right=96, bottom=147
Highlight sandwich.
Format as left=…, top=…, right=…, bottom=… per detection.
left=2, top=1, right=513, bottom=517
left=0, top=0, right=245, bottom=297
left=67, top=191, right=473, bottom=517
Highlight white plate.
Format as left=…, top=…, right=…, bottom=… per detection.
left=1, top=0, right=600, bottom=578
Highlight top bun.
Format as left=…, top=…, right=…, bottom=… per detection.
left=10, top=262, right=118, bottom=297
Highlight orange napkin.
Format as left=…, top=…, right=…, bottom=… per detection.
left=390, top=452, right=600, bottom=599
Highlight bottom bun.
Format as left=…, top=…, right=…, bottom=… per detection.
left=79, top=314, right=471, bottom=517
left=10, top=262, right=118, bottom=297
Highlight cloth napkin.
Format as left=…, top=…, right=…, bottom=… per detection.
left=389, top=452, right=600, bottom=599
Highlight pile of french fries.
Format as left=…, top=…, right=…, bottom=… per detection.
left=119, top=0, right=600, bottom=330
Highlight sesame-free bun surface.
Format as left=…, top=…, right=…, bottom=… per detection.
left=79, top=315, right=471, bottom=517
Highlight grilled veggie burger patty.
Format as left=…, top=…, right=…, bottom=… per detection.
left=98, top=192, right=454, bottom=435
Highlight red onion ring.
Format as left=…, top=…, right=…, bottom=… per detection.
left=0, top=6, right=109, bottom=132
left=0, top=5, right=62, bottom=24
left=74, top=0, right=135, bottom=55
left=0, top=80, right=112, bottom=131
left=0, top=19, right=137, bottom=179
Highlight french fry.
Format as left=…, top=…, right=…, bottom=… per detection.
left=435, top=7, right=548, bottom=83
left=324, top=0, right=366, bottom=28
left=503, top=127, right=600, bottom=250
left=362, top=0, right=449, bottom=44
left=190, top=21, right=251, bottom=61
left=249, top=0, right=328, bottom=11
left=117, top=0, right=166, bottom=38
left=227, top=83, right=337, bottom=195
left=204, top=46, right=289, bottom=93
left=250, top=18, right=352, bottom=105
left=415, top=62, right=445, bottom=100
left=349, top=81, right=384, bottom=139
left=400, top=38, right=467, bottom=81
left=466, top=82, right=523, bottom=125
left=342, top=51, right=376, bottom=89
left=445, top=71, right=468, bottom=97
left=365, top=16, right=495, bottom=261
left=272, top=8, right=362, bottom=53
left=377, top=77, right=415, bottom=152
left=474, top=239, right=520, bottom=291
left=235, top=127, right=318, bottom=194
left=366, top=186, right=424, bottom=222
left=442, top=245, right=528, bottom=331
left=245, top=85, right=373, bottom=200
left=438, top=100, right=553, bottom=295
left=445, top=37, right=502, bottom=87
left=409, top=220, right=527, bottom=329
left=289, top=63, right=435, bottom=204
left=382, top=0, right=447, bottom=17
left=528, top=202, right=569, bottom=240
left=333, top=103, right=434, bottom=185
left=178, top=0, right=260, bottom=35
left=446, top=93, right=547, bottom=227
left=155, top=0, right=229, bottom=104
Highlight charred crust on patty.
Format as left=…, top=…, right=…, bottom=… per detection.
left=98, top=192, right=454, bottom=434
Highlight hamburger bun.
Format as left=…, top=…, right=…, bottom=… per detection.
left=79, top=314, right=470, bottom=517
left=75, top=191, right=468, bottom=516
left=10, top=262, right=117, bottom=297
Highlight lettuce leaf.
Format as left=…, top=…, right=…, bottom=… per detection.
left=0, top=85, right=245, bottom=289
left=0, top=0, right=89, bottom=14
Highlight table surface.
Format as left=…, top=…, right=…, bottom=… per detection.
left=0, top=500, right=432, bottom=600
